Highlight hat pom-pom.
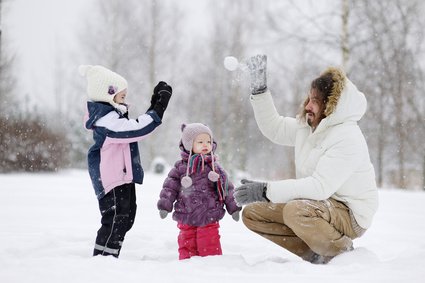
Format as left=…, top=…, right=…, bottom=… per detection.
left=208, top=171, right=220, bottom=182
left=78, top=65, right=91, bottom=76
left=181, top=176, right=192, bottom=188
left=181, top=124, right=186, bottom=132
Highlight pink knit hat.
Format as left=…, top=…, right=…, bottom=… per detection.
left=181, top=123, right=213, bottom=152
left=180, top=123, right=219, bottom=188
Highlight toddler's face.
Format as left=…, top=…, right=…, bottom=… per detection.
left=192, top=133, right=212, bottom=154
left=113, top=89, right=127, bottom=104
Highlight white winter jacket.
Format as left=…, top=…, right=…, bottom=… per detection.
left=250, top=71, right=378, bottom=229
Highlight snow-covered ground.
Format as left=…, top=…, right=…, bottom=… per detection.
left=1, top=170, right=424, bottom=283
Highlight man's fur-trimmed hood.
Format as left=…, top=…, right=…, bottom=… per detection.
left=299, top=67, right=367, bottom=131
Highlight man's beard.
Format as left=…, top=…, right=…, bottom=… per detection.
left=306, top=113, right=313, bottom=126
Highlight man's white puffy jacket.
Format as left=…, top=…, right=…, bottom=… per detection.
left=250, top=71, right=378, bottom=229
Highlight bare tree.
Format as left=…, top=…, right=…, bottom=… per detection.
left=179, top=0, right=271, bottom=178
left=74, top=0, right=185, bottom=168
left=19, top=0, right=422, bottom=185
left=143, top=0, right=185, bottom=164
left=0, top=0, right=16, bottom=117
left=261, top=0, right=425, bottom=189
left=349, top=0, right=425, bottom=189
left=0, top=0, right=70, bottom=172
left=341, top=0, right=350, bottom=69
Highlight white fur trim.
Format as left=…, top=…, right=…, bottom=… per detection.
left=114, top=103, right=128, bottom=115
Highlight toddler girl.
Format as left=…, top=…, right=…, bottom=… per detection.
left=157, top=123, right=240, bottom=260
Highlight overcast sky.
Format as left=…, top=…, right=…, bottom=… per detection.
left=3, top=0, right=208, bottom=109
left=3, top=0, right=87, bottom=107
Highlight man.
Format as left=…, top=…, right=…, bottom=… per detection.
left=234, top=55, right=378, bottom=264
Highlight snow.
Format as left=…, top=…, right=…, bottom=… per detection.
left=224, top=56, right=239, bottom=71
left=1, top=170, right=425, bottom=283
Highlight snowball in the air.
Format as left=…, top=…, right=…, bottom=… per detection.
left=223, top=56, right=239, bottom=71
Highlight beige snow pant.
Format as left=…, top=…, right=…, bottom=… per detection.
left=242, top=198, right=362, bottom=261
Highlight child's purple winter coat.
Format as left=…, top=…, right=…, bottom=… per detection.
left=157, top=147, right=240, bottom=227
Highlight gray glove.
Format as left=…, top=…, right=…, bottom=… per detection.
left=159, top=210, right=169, bottom=219
left=231, top=211, right=240, bottom=222
left=247, top=54, right=267, bottom=95
left=234, top=179, right=268, bottom=206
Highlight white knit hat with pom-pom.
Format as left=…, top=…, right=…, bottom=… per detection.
left=180, top=123, right=220, bottom=188
left=79, top=65, right=128, bottom=113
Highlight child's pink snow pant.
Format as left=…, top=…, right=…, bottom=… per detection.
left=177, top=222, right=222, bottom=260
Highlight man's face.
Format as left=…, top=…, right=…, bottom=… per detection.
left=305, top=88, right=326, bottom=130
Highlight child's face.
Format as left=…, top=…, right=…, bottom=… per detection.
left=192, top=133, right=212, bottom=154
left=113, top=89, right=127, bottom=104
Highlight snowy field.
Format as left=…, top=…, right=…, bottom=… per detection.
left=1, top=169, right=425, bottom=283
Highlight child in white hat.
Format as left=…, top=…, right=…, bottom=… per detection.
left=80, top=65, right=172, bottom=258
left=157, top=123, right=241, bottom=260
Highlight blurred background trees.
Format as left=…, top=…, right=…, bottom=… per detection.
left=0, top=0, right=68, bottom=172
left=1, top=0, right=424, bottom=189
